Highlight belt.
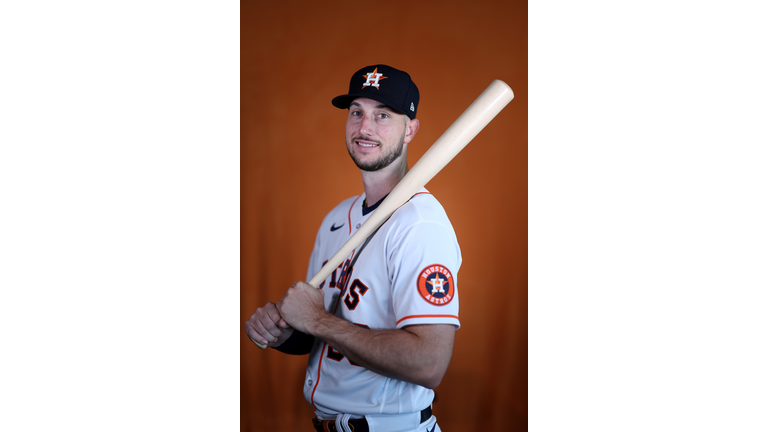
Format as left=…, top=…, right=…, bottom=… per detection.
left=312, top=406, right=432, bottom=432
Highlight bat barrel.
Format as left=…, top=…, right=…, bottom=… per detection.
left=402, top=79, right=514, bottom=192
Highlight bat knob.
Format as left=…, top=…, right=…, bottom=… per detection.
left=249, top=335, right=268, bottom=350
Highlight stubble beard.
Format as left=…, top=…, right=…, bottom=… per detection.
left=347, top=130, right=406, bottom=172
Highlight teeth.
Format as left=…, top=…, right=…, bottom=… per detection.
left=358, top=142, right=377, bottom=147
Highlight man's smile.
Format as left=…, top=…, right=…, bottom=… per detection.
left=354, top=138, right=380, bottom=149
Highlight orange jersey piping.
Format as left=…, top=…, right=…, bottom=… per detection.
left=310, top=341, right=327, bottom=409
left=347, top=195, right=362, bottom=235
left=396, top=314, right=459, bottom=325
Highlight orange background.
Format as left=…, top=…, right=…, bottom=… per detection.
left=241, top=1, right=527, bottom=430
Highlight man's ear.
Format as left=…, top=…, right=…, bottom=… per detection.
left=403, top=118, right=420, bottom=144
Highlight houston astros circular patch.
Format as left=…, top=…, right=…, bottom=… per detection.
left=416, top=264, right=455, bottom=306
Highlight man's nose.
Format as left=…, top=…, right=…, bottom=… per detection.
left=358, top=114, right=374, bottom=136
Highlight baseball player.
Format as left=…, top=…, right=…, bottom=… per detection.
left=245, top=64, right=461, bottom=432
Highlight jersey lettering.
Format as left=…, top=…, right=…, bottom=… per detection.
left=344, top=279, right=369, bottom=310
left=337, top=259, right=354, bottom=293
left=325, top=323, right=370, bottom=367
left=329, top=261, right=345, bottom=289
left=326, top=345, right=345, bottom=362
left=322, top=259, right=352, bottom=291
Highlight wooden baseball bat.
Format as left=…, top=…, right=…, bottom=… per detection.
left=251, top=79, right=514, bottom=349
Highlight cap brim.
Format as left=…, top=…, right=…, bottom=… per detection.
left=331, top=94, right=355, bottom=109
left=331, top=93, right=410, bottom=118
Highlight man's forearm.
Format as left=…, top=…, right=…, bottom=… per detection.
left=308, top=312, right=454, bottom=389
left=275, top=280, right=455, bottom=388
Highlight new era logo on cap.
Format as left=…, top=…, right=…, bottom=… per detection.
left=332, top=64, right=420, bottom=119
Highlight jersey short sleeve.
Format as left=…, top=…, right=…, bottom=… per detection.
left=388, top=216, right=461, bottom=330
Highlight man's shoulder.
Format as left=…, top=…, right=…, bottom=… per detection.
left=384, top=189, right=462, bottom=262
left=387, top=189, right=456, bottom=235
left=398, top=190, right=450, bottom=220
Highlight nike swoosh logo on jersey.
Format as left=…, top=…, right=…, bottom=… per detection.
left=330, top=223, right=345, bottom=232
left=427, top=424, right=436, bottom=432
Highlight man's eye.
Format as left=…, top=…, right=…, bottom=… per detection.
left=378, top=113, right=389, bottom=119
left=351, top=111, right=361, bottom=116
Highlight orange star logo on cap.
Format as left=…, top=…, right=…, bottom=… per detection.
left=362, top=67, right=387, bottom=89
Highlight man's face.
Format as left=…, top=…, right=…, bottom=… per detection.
left=345, top=98, right=415, bottom=172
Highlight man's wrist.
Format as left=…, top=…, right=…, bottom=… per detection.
left=306, top=309, right=336, bottom=340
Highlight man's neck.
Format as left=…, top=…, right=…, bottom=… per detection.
left=361, top=161, right=409, bottom=207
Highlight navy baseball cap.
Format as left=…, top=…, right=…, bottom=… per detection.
left=332, top=64, right=419, bottom=119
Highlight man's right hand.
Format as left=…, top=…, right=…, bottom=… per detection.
left=244, top=302, right=294, bottom=348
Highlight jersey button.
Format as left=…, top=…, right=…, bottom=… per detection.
left=307, top=379, right=313, bottom=386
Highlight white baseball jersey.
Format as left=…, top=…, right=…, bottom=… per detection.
left=303, top=188, right=461, bottom=418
